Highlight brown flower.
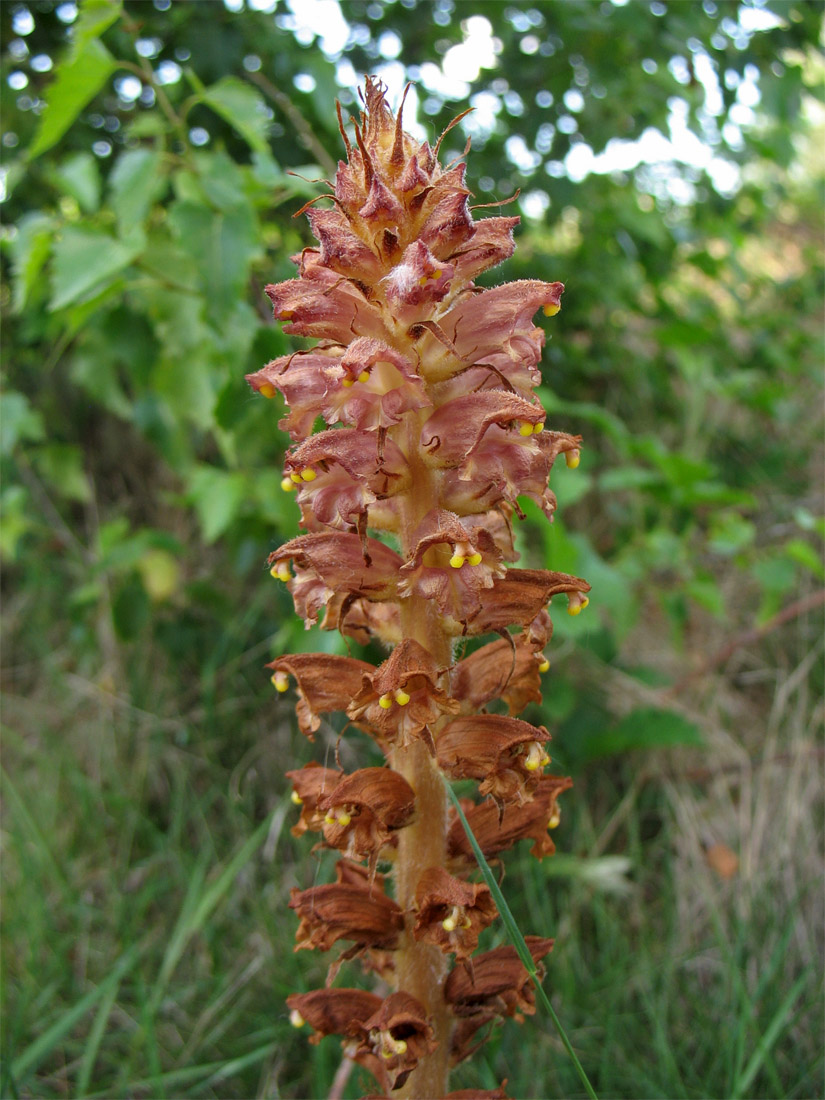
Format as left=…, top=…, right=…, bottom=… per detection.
left=437, top=715, right=552, bottom=803
left=464, top=568, right=591, bottom=637
left=452, top=637, right=545, bottom=716
left=245, top=346, right=341, bottom=441
left=267, top=653, right=374, bottom=739
left=286, top=987, right=382, bottom=1042
left=348, top=638, right=459, bottom=749
left=317, top=767, right=415, bottom=860
left=413, top=866, right=497, bottom=959
left=353, top=990, right=437, bottom=1092
left=285, top=762, right=343, bottom=838
left=448, top=775, right=574, bottom=865
left=289, top=875, right=403, bottom=954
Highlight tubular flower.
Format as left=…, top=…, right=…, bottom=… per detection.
left=252, top=79, right=590, bottom=1098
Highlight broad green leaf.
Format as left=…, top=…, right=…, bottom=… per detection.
left=109, top=150, right=165, bottom=232
left=9, top=212, right=54, bottom=312
left=199, top=77, right=271, bottom=154
left=167, top=200, right=259, bottom=319
left=51, top=152, right=101, bottom=213
left=31, top=444, right=92, bottom=503
left=187, top=467, right=248, bottom=543
left=582, top=707, right=703, bottom=762
left=28, top=39, right=117, bottom=160
left=50, top=227, right=143, bottom=311
left=0, top=392, right=45, bottom=455
left=782, top=537, right=825, bottom=580
left=73, top=0, right=123, bottom=48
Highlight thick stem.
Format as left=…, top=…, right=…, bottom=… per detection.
left=387, top=414, right=454, bottom=1099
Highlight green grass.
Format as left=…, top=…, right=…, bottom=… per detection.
left=2, top=575, right=822, bottom=1099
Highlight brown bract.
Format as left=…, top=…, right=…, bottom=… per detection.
left=452, top=638, right=543, bottom=716
left=448, top=775, right=574, bottom=864
left=267, top=653, right=373, bottom=739
left=413, top=866, right=497, bottom=959
left=437, top=715, right=552, bottom=803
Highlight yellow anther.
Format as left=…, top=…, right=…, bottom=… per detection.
left=524, top=741, right=549, bottom=772
left=418, top=275, right=429, bottom=287
left=300, top=468, right=316, bottom=482
left=279, top=309, right=294, bottom=320
left=518, top=421, right=535, bottom=437
left=441, top=915, right=457, bottom=932
left=270, top=562, right=291, bottom=582
left=378, top=692, right=394, bottom=709
left=467, top=552, right=482, bottom=566
left=281, top=476, right=296, bottom=492
left=379, top=1033, right=408, bottom=1057
left=289, top=1009, right=305, bottom=1028
left=324, top=808, right=351, bottom=827
left=289, top=471, right=303, bottom=484
left=258, top=382, right=276, bottom=398
left=543, top=302, right=560, bottom=317
left=290, top=789, right=303, bottom=805
left=342, top=377, right=354, bottom=388
left=358, top=370, right=370, bottom=383
left=336, top=811, right=351, bottom=827
left=324, top=812, right=335, bottom=824
left=433, top=269, right=442, bottom=280
left=538, top=657, right=550, bottom=673
left=442, top=905, right=462, bottom=932
left=548, top=811, right=561, bottom=829
left=449, top=553, right=466, bottom=569
left=271, top=670, right=290, bottom=693
left=567, top=594, right=590, bottom=616
left=533, top=420, right=544, bottom=434
left=565, top=448, right=581, bottom=469
left=394, top=688, right=410, bottom=706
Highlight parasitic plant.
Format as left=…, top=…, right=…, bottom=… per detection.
left=246, top=79, right=590, bottom=1099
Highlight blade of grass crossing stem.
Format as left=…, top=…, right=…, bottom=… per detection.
left=445, top=781, right=598, bottom=1100
left=10, top=946, right=140, bottom=1086
left=731, top=970, right=811, bottom=1099
left=149, top=810, right=277, bottom=1016
left=74, top=971, right=123, bottom=1097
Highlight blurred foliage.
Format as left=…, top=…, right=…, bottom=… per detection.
left=1, top=0, right=823, bottom=1096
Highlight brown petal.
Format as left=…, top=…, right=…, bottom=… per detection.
left=448, top=214, right=519, bottom=280
left=448, top=775, right=574, bottom=864
left=452, top=638, right=543, bottom=716
left=464, top=568, right=591, bottom=636
left=270, top=531, right=403, bottom=602
left=437, top=715, right=552, bottom=802
left=318, top=767, right=415, bottom=859
left=285, top=763, right=343, bottom=837
left=420, top=391, right=545, bottom=468
left=444, top=936, right=554, bottom=1020
left=413, top=866, right=497, bottom=959
left=287, top=987, right=382, bottom=1042
left=267, top=653, right=374, bottom=739
left=354, top=991, right=438, bottom=1092
left=307, top=207, right=385, bottom=283
left=289, top=880, right=403, bottom=952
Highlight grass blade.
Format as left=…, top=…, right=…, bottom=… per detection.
left=732, top=970, right=811, bottom=1099
left=445, top=780, right=598, bottom=1100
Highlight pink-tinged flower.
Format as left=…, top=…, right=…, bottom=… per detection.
left=452, top=637, right=545, bottom=717
left=285, top=762, right=344, bottom=838
left=283, top=428, right=410, bottom=534
left=437, top=715, right=552, bottom=803
left=382, top=240, right=456, bottom=325
left=464, top=568, right=591, bottom=637
left=266, top=653, right=374, bottom=739
left=413, top=866, right=497, bottom=959
left=448, top=215, right=519, bottom=281
left=306, top=207, right=386, bottom=284
left=265, top=249, right=388, bottom=344
left=323, top=337, right=429, bottom=432
left=348, top=638, right=459, bottom=750
left=397, top=509, right=506, bottom=625
left=245, top=346, right=342, bottom=441
left=415, top=162, right=474, bottom=255
left=317, top=766, right=415, bottom=861
left=448, top=774, right=574, bottom=865
left=420, top=390, right=545, bottom=470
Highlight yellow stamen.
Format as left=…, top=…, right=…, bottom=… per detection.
left=300, top=468, right=316, bottom=482
left=533, top=420, right=544, bottom=434
left=258, top=382, right=276, bottom=398
left=289, top=472, right=303, bottom=484
left=279, top=309, right=294, bottom=319
left=441, top=915, right=457, bottom=932
left=518, top=421, right=534, bottom=437
left=271, top=670, right=290, bottom=693
left=467, top=552, right=482, bottom=566
left=548, top=811, right=561, bottom=829
left=281, top=476, right=296, bottom=492
left=567, top=594, right=589, bottom=616
left=379, top=1033, right=408, bottom=1057
left=378, top=693, right=394, bottom=709
left=543, top=302, right=560, bottom=317
left=358, top=370, right=370, bottom=383
left=289, top=1009, right=305, bottom=1028
left=538, top=657, right=550, bottom=673
left=325, top=808, right=352, bottom=827
left=394, top=688, right=410, bottom=706
left=290, top=789, right=303, bottom=805
left=342, top=377, right=354, bottom=388
left=270, top=562, right=291, bottom=582
left=449, top=553, right=465, bottom=569
left=565, top=448, right=581, bottom=469
left=524, top=741, right=549, bottom=772
left=442, top=905, right=463, bottom=932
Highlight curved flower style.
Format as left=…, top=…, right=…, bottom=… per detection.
left=250, top=79, right=590, bottom=1099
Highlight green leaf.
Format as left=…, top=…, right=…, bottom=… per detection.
left=0, top=392, right=45, bottom=455
left=9, top=212, right=54, bottom=312
left=51, top=152, right=101, bottom=213
left=28, top=39, right=117, bottom=161
left=198, top=77, right=271, bottom=154
left=187, top=467, right=248, bottom=543
left=109, top=150, right=165, bottom=232
left=50, top=227, right=143, bottom=311
left=167, top=200, right=259, bottom=319
left=73, top=0, right=124, bottom=47
left=31, top=444, right=92, bottom=503
left=581, top=707, right=703, bottom=762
